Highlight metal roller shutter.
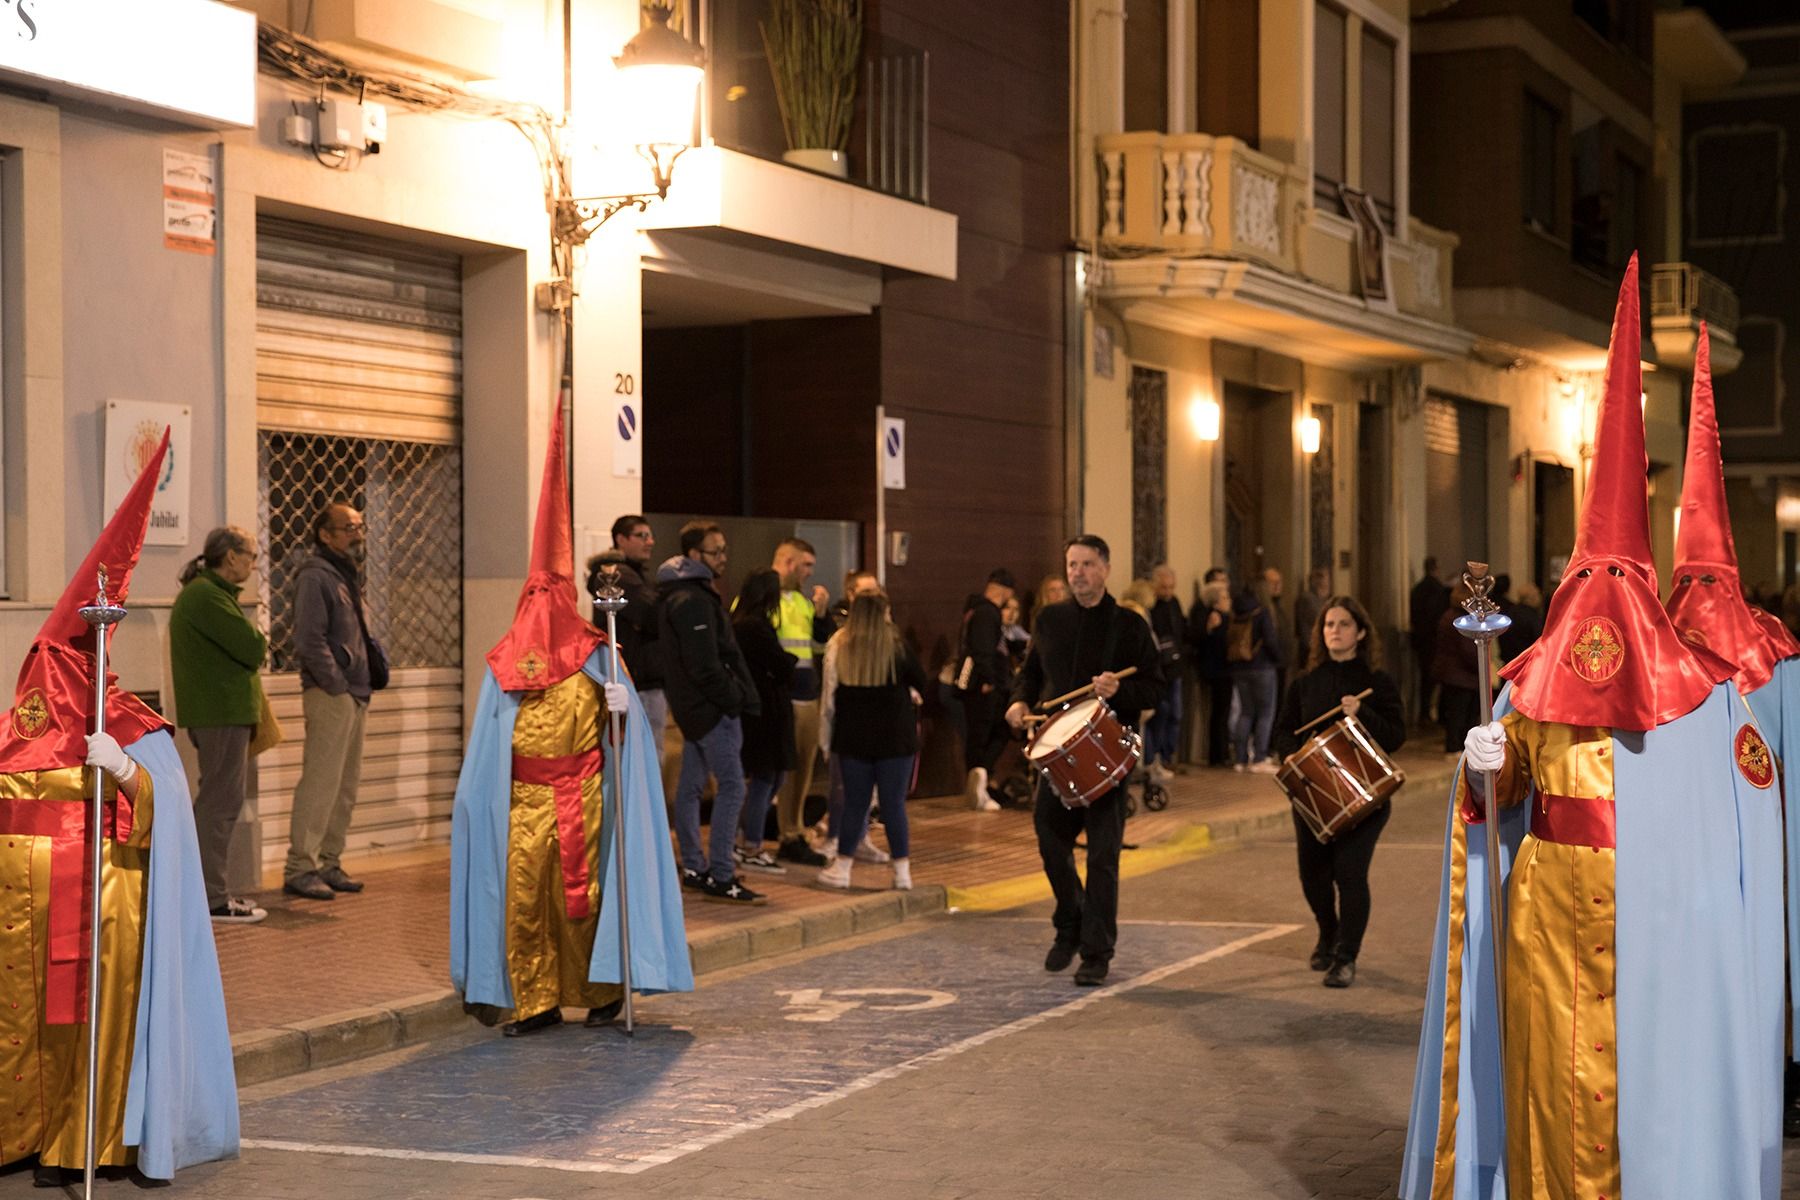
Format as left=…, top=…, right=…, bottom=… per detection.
left=254, top=217, right=465, bottom=875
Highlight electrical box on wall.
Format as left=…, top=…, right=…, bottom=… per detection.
left=888, top=531, right=910, bottom=567
left=316, top=98, right=387, bottom=153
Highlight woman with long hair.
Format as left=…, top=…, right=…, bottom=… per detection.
left=731, top=569, right=796, bottom=874
left=819, top=594, right=928, bottom=890
left=1271, top=595, right=1405, bottom=988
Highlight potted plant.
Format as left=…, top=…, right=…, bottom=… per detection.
left=760, top=0, right=863, bottom=178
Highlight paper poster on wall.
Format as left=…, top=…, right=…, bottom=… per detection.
left=612, top=395, right=642, bottom=479
left=882, top=417, right=906, bottom=490
left=162, top=147, right=216, bottom=255
left=104, top=400, right=191, bottom=546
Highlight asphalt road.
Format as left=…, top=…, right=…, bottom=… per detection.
left=13, top=787, right=1800, bottom=1198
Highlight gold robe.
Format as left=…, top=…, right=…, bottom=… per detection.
left=0, top=763, right=153, bottom=1169
left=502, top=672, right=622, bottom=1021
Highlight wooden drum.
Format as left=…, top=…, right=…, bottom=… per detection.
left=1276, top=715, right=1405, bottom=843
left=1026, top=697, right=1142, bottom=809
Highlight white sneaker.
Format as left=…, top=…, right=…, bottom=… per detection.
left=892, top=858, right=912, bottom=891
left=974, top=793, right=1002, bottom=812
left=816, top=856, right=853, bottom=889
left=965, top=767, right=989, bottom=808
left=1248, top=759, right=1280, bottom=775
left=210, top=897, right=267, bottom=924
left=854, top=835, right=890, bottom=864
left=1148, top=762, right=1173, bottom=784
left=1232, top=762, right=1246, bottom=773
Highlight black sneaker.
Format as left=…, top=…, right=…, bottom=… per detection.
left=210, top=898, right=268, bottom=925
left=680, top=867, right=705, bottom=890
left=698, top=874, right=767, bottom=905
left=1073, top=957, right=1109, bottom=987
left=1044, top=942, right=1076, bottom=972
left=776, top=837, right=827, bottom=867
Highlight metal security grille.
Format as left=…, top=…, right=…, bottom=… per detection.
left=258, top=430, right=463, bottom=671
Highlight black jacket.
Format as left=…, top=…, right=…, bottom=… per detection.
left=656, top=569, right=760, bottom=740
left=734, top=615, right=797, bottom=774
left=961, top=596, right=1010, bottom=692
left=1410, top=575, right=1450, bottom=652
left=1150, top=596, right=1186, bottom=671
left=826, top=641, right=930, bottom=760
left=591, top=552, right=663, bottom=690
left=1271, top=658, right=1405, bottom=762
left=1012, top=594, right=1163, bottom=729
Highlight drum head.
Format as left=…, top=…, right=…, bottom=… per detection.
left=1028, top=697, right=1104, bottom=760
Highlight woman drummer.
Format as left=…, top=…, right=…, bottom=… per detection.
left=1271, top=595, right=1405, bottom=989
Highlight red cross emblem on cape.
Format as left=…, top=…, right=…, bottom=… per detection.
left=1736, top=724, right=1775, bottom=790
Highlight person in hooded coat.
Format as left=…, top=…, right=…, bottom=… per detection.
left=1401, top=259, right=1781, bottom=1200
left=450, top=402, right=693, bottom=1036
left=0, top=431, right=236, bottom=1185
left=1665, top=322, right=1800, bottom=1142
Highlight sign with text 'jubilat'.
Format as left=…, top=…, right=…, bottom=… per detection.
left=0, top=0, right=255, bottom=129
left=105, top=400, right=191, bottom=548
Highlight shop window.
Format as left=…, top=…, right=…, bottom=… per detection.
left=1313, top=2, right=1347, bottom=214
left=1689, top=125, right=1784, bottom=246
left=1523, top=92, right=1560, bottom=236
left=1359, top=27, right=1395, bottom=229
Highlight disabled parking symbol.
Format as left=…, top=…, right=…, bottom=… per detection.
left=776, top=987, right=957, bottom=1023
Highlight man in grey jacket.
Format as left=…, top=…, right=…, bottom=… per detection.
left=285, top=502, right=374, bottom=901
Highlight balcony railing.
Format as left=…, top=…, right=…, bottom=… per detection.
left=704, top=2, right=929, bottom=205
left=1650, top=262, right=1739, bottom=339
left=1094, top=131, right=1458, bottom=324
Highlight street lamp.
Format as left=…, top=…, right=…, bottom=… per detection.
left=1299, top=412, right=1322, bottom=455
left=554, top=3, right=704, bottom=247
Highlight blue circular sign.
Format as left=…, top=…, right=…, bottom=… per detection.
left=617, top=404, right=637, bottom=441
left=885, top=427, right=901, bottom=457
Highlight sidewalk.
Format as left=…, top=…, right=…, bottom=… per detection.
left=222, top=746, right=1460, bottom=1083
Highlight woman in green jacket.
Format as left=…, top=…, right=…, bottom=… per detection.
left=169, top=526, right=269, bottom=924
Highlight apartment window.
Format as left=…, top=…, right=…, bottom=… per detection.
left=1196, top=0, right=1259, bottom=146
left=1690, top=125, right=1784, bottom=246
left=1360, top=27, right=1395, bottom=228
left=1125, top=0, right=1169, bottom=132
left=1574, top=0, right=1650, bottom=63
left=1313, top=2, right=1347, bottom=213
left=1610, top=155, right=1643, bottom=271
left=1523, top=92, right=1560, bottom=236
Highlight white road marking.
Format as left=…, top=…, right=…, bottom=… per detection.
left=241, top=923, right=1300, bottom=1176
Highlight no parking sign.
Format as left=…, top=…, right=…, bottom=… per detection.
left=613, top=396, right=641, bottom=479
left=882, top=416, right=905, bottom=490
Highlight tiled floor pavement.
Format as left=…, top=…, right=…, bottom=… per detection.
left=216, top=747, right=1460, bottom=1035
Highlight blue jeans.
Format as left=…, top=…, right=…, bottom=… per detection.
left=741, top=770, right=783, bottom=849
left=1145, top=673, right=1183, bottom=767
left=673, top=716, right=747, bottom=882
left=824, top=755, right=845, bottom=842
left=1229, top=669, right=1278, bottom=764
left=838, top=755, right=912, bottom=859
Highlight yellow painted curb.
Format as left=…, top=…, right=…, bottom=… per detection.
left=946, top=821, right=1220, bottom=913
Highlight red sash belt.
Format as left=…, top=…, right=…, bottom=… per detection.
left=0, top=792, right=133, bottom=1026
left=511, top=748, right=602, bottom=921
left=1529, top=792, right=1616, bottom=850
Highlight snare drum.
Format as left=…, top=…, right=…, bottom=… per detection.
left=1026, top=697, right=1142, bottom=808
left=1275, top=715, right=1405, bottom=843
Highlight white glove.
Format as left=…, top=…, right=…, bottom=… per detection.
left=85, top=732, right=138, bottom=786
left=1463, top=721, right=1506, bottom=773
left=602, top=681, right=631, bottom=714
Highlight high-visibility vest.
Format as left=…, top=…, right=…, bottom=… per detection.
left=775, top=589, right=818, bottom=667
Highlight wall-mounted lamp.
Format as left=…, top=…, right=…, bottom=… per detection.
left=554, top=3, right=704, bottom=248
left=1190, top=396, right=1221, bottom=442
left=1299, top=413, right=1322, bottom=455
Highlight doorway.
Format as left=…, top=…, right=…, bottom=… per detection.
left=1534, top=460, right=1576, bottom=592
left=1222, top=382, right=1293, bottom=588
left=1423, top=394, right=1490, bottom=574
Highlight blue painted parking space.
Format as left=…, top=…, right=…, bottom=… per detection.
left=241, top=916, right=1291, bottom=1174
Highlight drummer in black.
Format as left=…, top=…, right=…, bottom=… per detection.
left=1006, top=535, right=1162, bottom=986
left=1270, top=594, right=1404, bottom=990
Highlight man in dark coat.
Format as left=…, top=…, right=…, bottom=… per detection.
left=588, top=513, right=665, bottom=758
left=1408, top=557, right=1450, bottom=725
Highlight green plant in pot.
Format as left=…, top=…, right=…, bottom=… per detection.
left=760, top=0, right=863, bottom=178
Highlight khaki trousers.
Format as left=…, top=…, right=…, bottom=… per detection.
left=286, top=688, right=368, bottom=881
left=778, top=698, right=822, bottom=840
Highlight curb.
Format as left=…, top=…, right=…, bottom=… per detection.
left=231, top=885, right=951, bottom=1087
left=232, top=764, right=1458, bottom=1087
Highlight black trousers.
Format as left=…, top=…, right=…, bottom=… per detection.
left=1438, top=685, right=1478, bottom=753
left=1206, top=678, right=1234, bottom=765
left=963, top=688, right=1010, bottom=776
left=1034, top=782, right=1127, bottom=963
left=1293, top=802, right=1391, bottom=962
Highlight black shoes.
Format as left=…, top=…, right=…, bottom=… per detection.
left=32, top=1164, right=70, bottom=1188
left=502, top=1008, right=564, bottom=1037
left=680, top=867, right=704, bottom=890
left=776, top=837, right=828, bottom=867
left=1073, top=958, right=1109, bottom=987
left=1323, top=958, right=1357, bottom=988
left=1309, top=939, right=1335, bottom=971
left=697, top=874, right=767, bottom=905
left=320, top=867, right=364, bottom=893
left=282, top=873, right=334, bottom=901
left=585, top=998, right=625, bottom=1027
left=1044, top=942, right=1076, bottom=972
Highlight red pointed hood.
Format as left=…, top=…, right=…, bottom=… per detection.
left=1502, top=257, right=1731, bottom=730
left=0, top=430, right=173, bottom=772
left=1666, top=323, right=1800, bottom=691
left=485, top=399, right=603, bottom=692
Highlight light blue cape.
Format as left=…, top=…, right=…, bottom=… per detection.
left=1403, top=681, right=1780, bottom=1199
left=120, top=729, right=240, bottom=1178
left=450, top=645, right=694, bottom=1007
left=1746, top=656, right=1800, bottom=1068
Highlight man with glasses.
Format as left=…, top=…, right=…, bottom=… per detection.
left=285, top=502, right=375, bottom=901
left=587, top=515, right=667, bottom=761
left=655, top=521, right=766, bottom=904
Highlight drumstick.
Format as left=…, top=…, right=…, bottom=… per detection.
left=1291, top=688, right=1374, bottom=738
left=1020, top=714, right=1046, bottom=725
left=1035, top=665, right=1139, bottom=712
